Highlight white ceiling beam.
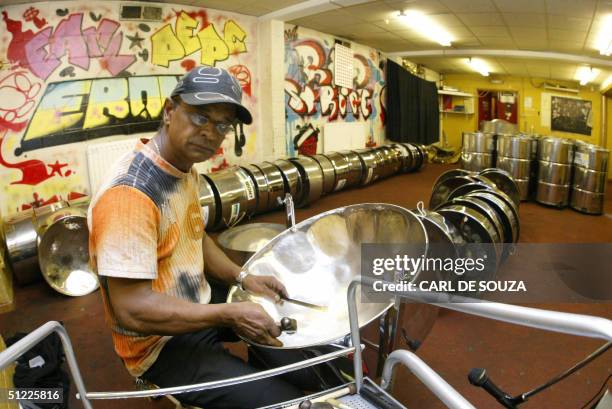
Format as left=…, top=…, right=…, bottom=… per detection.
left=258, top=0, right=372, bottom=21
left=387, top=49, right=612, bottom=68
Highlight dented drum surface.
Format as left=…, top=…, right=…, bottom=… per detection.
left=429, top=175, right=475, bottom=210
left=38, top=214, right=98, bottom=297
left=478, top=168, right=521, bottom=209
left=436, top=204, right=501, bottom=275
left=227, top=203, right=427, bottom=349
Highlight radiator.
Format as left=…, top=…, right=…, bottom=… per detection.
left=86, top=137, right=140, bottom=195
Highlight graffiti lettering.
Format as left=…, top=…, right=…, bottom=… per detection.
left=20, top=75, right=180, bottom=153
left=151, top=11, right=247, bottom=67
left=3, top=12, right=136, bottom=80
left=285, top=39, right=376, bottom=120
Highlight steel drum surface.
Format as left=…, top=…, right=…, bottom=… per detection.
left=227, top=203, right=428, bottom=349
left=218, top=223, right=286, bottom=267
left=478, top=168, right=521, bottom=209
left=38, top=215, right=98, bottom=296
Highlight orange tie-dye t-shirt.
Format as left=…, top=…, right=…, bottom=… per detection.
left=87, top=138, right=210, bottom=377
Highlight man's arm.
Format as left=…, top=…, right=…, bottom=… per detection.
left=202, top=234, right=241, bottom=285
left=107, top=276, right=283, bottom=346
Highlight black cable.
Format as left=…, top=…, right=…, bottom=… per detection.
left=580, top=374, right=612, bottom=409
left=521, top=342, right=611, bottom=401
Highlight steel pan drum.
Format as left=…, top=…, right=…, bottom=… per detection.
left=38, top=215, right=98, bottom=296
left=227, top=203, right=428, bottom=349
left=217, top=223, right=286, bottom=267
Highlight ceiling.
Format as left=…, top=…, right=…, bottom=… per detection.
left=1, top=0, right=611, bottom=85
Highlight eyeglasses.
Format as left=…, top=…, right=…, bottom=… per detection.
left=185, top=111, right=235, bottom=136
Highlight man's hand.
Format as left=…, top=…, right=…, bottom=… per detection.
left=242, top=274, right=288, bottom=302
left=227, top=302, right=283, bottom=347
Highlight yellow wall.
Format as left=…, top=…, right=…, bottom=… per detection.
left=607, top=97, right=612, bottom=176
left=441, top=74, right=605, bottom=150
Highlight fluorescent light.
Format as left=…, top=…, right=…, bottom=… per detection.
left=397, top=10, right=453, bottom=47
left=466, top=58, right=489, bottom=77
left=596, top=15, right=612, bottom=56
left=576, top=66, right=600, bottom=85
left=601, top=75, right=612, bottom=91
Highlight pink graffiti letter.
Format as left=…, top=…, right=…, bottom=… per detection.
left=24, top=27, right=60, bottom=80
left=51, top=14, right=89, bottom=71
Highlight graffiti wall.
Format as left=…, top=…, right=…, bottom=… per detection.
left=284, top=25, right=386, bottom=156
left=0, top=1, right=258, bottom=216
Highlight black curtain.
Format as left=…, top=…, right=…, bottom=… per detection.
left=386, top=60, right=439, bottom=145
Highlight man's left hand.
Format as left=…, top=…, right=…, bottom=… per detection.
left=243, top=275, right=288, bottom=302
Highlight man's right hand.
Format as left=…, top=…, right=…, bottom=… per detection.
left=226, top=302, right=283, bottom=347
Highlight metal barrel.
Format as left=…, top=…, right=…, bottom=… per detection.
left=338, top=150, right=365, bottom=188
left=324, top=152, right=351, bottom=192
left=271, top=159, right=303, bottom=203
left=461, top=152, right=494, bottom=172
left=289, top=156, right=324, bottom=207
left=241, top=165, right=269, bottom=215
left=574, top=142, right=609, bottom=172
left=206, top=167, right=258, bottom=230
left=309, top=154, right=336, bottom=195
left=570, top=142, right=609, bottom=215
left=199, top=174, right=219, bottom=230
left=538, top=137, right=574, bottom=164
left=535, top=138, right=575, bottom=208
left=354, top=148, right=383, bottom=186
left=462, top=132, right=496, bottom=154
left=252, top=162, right=286, bottom=212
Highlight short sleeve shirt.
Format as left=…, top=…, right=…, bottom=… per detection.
left=87, top=138, right=210, bottom=377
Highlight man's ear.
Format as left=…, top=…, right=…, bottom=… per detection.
left=162, top=98, right=175, bottom=124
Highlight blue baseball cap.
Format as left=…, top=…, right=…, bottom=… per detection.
left=171, top=66, right=253, bottom=125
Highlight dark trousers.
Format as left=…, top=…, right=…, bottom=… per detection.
left=141, top=282, right=332, bottom=408
left=142, top=328, right=303, bottom=408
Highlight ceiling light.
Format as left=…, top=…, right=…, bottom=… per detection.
left=576, top=66, right=600, bottom=86
left=466, top=58, right=489, bottom=77
left=601, top=75, right=612, bottom=91
left=596, top=15, right=612, bottom=56
left=396, top=10, right=453, bottom=47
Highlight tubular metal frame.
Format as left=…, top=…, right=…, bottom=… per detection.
left=1, top=277, right=610, bottom=409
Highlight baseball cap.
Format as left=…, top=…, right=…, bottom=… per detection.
left=170, top=66, right=253, bottom=125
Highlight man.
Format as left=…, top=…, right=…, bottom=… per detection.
left=87, top=66, right=303, bottom=408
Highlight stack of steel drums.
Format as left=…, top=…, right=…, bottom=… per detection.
left=461, top=132, right=496, bottom=171
left=536, top=137, right=575, bottom=208
left=198, top=143, right=428, bottom=230
left=424, top=168, right=521, bottom=277
left=496, top=134, right=532, bottom=201
left=570, top=142, right=609, bottom=215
